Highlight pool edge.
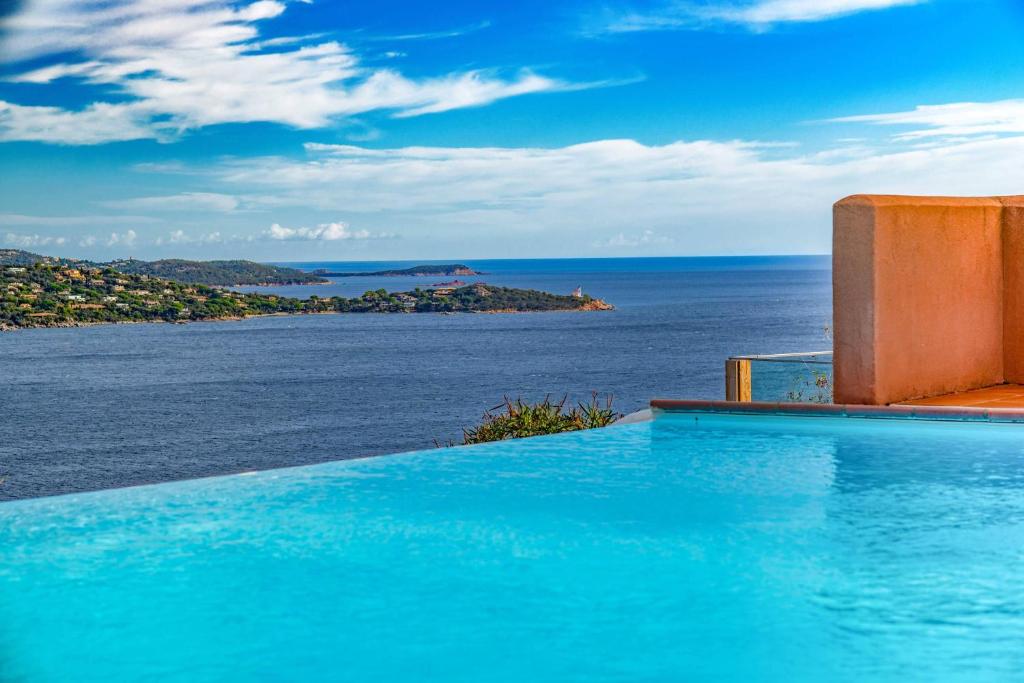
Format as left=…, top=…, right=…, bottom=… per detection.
left=650, top=399, right=1024, bottom=423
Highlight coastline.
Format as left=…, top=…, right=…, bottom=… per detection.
left=223, top=280, right=329, bottom=287
left=2, top=261, right=613, bottom=331
left=0, top=304, right=614, bottom=332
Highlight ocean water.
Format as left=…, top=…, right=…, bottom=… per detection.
left=3, top=412, right=1024, bottom=681
left=0, top=256, right=831, bottom=500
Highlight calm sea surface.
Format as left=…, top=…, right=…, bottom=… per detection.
left=0, top=256, right=831, bottom=500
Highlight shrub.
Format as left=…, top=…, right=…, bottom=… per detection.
left=787, top=369, right=833, bottom=404
left=455, top=394, right=622, bottom=446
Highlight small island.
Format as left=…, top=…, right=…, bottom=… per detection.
left=312, top=264, right=482, bottom=277
left=0, top=262, right=611, bottom=331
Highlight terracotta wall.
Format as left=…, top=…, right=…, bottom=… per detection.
left=833, top=195, right=1022, bottom=405
left=1002, top=196, right=1024, bottom=383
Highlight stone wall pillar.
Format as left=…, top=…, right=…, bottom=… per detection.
left=833, top=195, right=1005, bottom=405
left=1001, top=196, right=1024, bottom=384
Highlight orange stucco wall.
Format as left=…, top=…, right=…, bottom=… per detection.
left=1001, top=196, right=1024, bottom=383
left=833, top=195, right=1024, bottom=405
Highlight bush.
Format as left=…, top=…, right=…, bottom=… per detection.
left=787, top=369, right=833, bottom=404
left=454, top=394, right=622, bottom=445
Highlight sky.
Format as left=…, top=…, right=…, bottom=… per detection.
left=1, top=0, right=1024, bottom=261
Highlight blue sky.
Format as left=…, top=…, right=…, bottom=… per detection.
left=1, top=0, right=1023, bottom=260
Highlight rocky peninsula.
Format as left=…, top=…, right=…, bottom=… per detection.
left=1, top=262, right=612, bottom=331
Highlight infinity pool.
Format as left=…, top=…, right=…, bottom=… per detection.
left=3, top=412, right=1024, bottom=681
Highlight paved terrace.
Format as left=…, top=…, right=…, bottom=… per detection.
left=898, top=384, right=1024, bottom=408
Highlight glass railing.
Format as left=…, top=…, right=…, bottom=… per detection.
left=725, top=351, right=833, bottom=404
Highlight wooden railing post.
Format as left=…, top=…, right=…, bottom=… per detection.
left=725, top=358, right=752, bottom=402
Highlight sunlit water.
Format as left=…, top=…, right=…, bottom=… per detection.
left=0, top=256, right=831, bottom=499
left=3, top=412, right=1023, bottom=681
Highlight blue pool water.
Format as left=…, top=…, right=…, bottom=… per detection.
left=3, top=412, right=1024, bottom=681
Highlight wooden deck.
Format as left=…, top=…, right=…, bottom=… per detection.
left=897, top=384, right=1024, bottom=408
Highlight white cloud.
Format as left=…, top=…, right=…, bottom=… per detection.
left=197, top=133, right=1024, bottom=255
left=0, top=101, right=158, bottom=145
left=225, top=139, right=793, bottom=217
left=600, top=0, right=925, bottom=31
left=364, top=70, right=558, bottom=119
left=0, top=213, right=160, bottom=226
left=718, top=0, right=924, bottom=23
left=595, top=230, right=673, bottom=248
left=106, top=230, right=138, bottom=247
left=166, top=230, right=189, bottom=244
left=0, top=1, right=574, bottom=145
left=102, top=193, right=240, bottom=212
left=3, top=232, right=67, bottom=248
left=155, top=229, right=224, bottom=245
left=265, top=221, right=379, bottom=241
left=381, top=20, right=493, bottom=42
left=832, top=99, right=1024, bottom=140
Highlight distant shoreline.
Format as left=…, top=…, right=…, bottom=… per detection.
left=3, top=261, right=611, bottom=331
left=311, top=264, right=482, bottom=278
left=0, top=306, right=614, bottom=333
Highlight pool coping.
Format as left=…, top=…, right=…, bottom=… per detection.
left=650, top=399, right=1024, bottom=423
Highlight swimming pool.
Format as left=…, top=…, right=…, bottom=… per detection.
left=3, top=410, right=1024, bottom=681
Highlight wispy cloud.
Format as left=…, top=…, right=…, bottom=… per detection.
left=594, top=229, right=674, bottom=248
left=6, top=229, right=235, bottom=250
left=376, top=20, right=492, bottom=42
left=265, top=221, right=388, bottom=241
left=0, top=213, right=160, bottom=227
left=0, top=101, right=159, bottom=146
left=832, top=99, right=1024, bottom=140
left=106, top=230, right=138, bottom=247
left=10, top=111, right=1024, bottom=256
left=597, top=0, right=926, bottom=32
left=155, top=230, right=225, bottom=246
left=101, top=193, right=241, bottom=212
left=0, top=2, right=575, bottom=145
left=197, top=132, right=1024, bottom=255
left=3, top=232, right=67, bottom=248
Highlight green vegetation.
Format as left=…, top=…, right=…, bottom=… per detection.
left=0, top=249, right=55, bottom=267
left=1, top=264, right=612, bottom=330
left=786, top=324, right=834, bottom=404
left=336, top=284, right=612, bottom=314
left=787, top=369, right=833, bottom=404
left=109, top=259, right=327, bottom=286
left=314, top=264, right=480, bottom=277
left=449, top=395, right=622, bottom=446
left=0, top=262, right=319, bottom=330
left=0, top=250, right=326, bottom=286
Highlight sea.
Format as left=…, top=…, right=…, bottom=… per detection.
left=0, top=256, right=831, bottom=500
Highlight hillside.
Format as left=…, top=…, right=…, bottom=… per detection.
left=1, top=264, right=611, bottom=330
left=0, top=250, right=326, bottom=286
left=335, top=284, right=612, bottom=313
left=109, top=259, right=327, bottom=286
left=313, top=264, right=481, bottom=277
left=0, top=249, right=47, bottom=267
left=0, top=249, right=91, bottom=268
